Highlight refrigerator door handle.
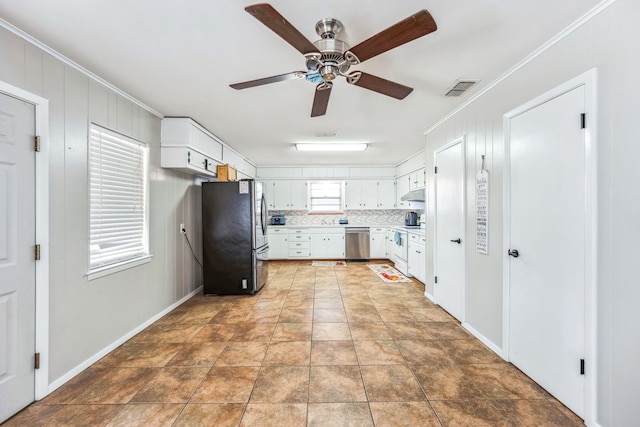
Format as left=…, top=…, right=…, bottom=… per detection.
left=260, top=192, right=267, bottom=235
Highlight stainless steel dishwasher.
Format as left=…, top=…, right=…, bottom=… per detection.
left=345, top=227, right=370, bottom=261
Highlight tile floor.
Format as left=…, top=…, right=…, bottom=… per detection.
left=5, top=261, right=584, bottom=426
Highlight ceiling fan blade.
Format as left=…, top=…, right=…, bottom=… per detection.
left=230, top=71, right=306, bottom=90
left=346, top=10, right=437, bottom=63
left=311, top=82, right=332, bottom=117
left=346, top=72, right=413, bottom=99
left=245, top=3, right=318, bottom=55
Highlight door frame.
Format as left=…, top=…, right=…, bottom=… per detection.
left=0, top=80, right=50, bottom=400
left=502, top=69, right=597, bottom=424
left=433, top=135, right=467, bottom=322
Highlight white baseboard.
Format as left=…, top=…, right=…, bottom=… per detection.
left=47, top=286, right=203, bottom=394
left=424, top=291, right=436, bottom=303
left=461, top=321, right=507, bottom=360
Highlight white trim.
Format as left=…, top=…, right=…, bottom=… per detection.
left=48, top=286, right=203, bottom=393
left=423, top=290, right=435, bottom=303
left=86, top=255, right=153, bottom=281
left=423, top=0, right=616, bottom=136
left=432, top=135, right=467, bottom=323
left=0, top=81, right=50, bottom=400
left=502, top=69, right=597, bottom=426
left=0, top=18, right=162, bottom=119
left=462, top=322, right=506, bottom=360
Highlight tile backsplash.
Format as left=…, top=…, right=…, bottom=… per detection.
left=268, top=209, right=424, bottom=226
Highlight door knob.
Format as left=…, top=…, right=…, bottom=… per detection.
left=508, top=249, right=519, bottom=258
left=450, top=238, right=461, bottom=244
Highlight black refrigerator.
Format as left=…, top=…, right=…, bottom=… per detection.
left=202, top=180, right=269, bottom=295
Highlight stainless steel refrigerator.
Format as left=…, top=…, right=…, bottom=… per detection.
left=201, top=180, right=268, bottom=295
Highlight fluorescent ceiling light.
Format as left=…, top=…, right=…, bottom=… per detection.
left=295, top=142, right=368, bottom=152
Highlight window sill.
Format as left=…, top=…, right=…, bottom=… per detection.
left=87, top=255, right=153, bottom=281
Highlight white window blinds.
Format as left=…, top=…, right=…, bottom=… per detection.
left=308, top=181, right=344, bottom=212
left=89, top=124, right=148, bottom=271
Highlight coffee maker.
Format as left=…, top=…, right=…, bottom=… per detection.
left=405, top=211, right=418, bottom=226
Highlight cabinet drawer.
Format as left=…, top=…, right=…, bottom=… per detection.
left=289, top=241, right=310, bottom=249
left=289, top=233, right=310, bottom=241
left=289, top=249, right=310, bottom=257
left=268, top=228, right=287, bottom=234
left=371, top=227, right=386, bottom=233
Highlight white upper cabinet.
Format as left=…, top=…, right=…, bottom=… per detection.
left=262, top=180, right=276, bottom=210
left=273, top=180, right=307, bottom=210
left=161, top=118, right=223, bottom=177
left=345, top=179, right=395, bottom=210
left=408, top=168, right=426, bottom=190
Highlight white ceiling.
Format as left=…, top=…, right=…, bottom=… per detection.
left=0, top=0, right=599, bottom=166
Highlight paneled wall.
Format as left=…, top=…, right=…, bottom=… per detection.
left=0, top=27, right=202, bottom=386
left=423, top=1, right=639, bottom=425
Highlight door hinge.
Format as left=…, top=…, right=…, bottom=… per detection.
left=35, top=352, right=40, bottom=369
left=434, top=166, right=438, bottom=174
left=580, top=113, right=586, bottom=129
left=580, top=358, right=585, bottom=375
left=35, top=244, right=41, bottom=261
left=434, top=276, right=438, bottom=284
left=35, top=135, right=41, bottom=152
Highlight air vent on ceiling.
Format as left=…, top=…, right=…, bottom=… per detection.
left=445, top=80, right=479, bottom=97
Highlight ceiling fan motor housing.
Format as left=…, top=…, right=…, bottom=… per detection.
left=306, top=18, right=351, bottom=81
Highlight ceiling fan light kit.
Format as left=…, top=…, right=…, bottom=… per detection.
left=231, top=3, right=437, bottom=117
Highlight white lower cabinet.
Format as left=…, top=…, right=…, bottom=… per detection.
left=370, top=227, right=386, bottom=258
left=288, top=228, right=310, bottom=258
left=310, top=228, right=345, bottom=259
left=386, top=228, right=396, bottom=261
left=407, top=232, right=426, bottom=283
left=267, top=228, right=288, bottom=259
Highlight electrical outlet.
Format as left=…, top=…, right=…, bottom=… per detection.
left=179, top=223, right=186, bottom=234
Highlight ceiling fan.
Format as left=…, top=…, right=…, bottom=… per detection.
left=230, top=3, right=437, bottom=117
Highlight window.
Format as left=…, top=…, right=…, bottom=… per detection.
left=88, top=124, right=149, bottom=276
left=308, top=180, right=345, bottom=213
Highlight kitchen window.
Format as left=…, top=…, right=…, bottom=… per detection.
left=88, top=124, right=150, bottom=279
left=308, top=180, right=345, bottom=213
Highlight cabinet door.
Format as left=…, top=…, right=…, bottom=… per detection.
left=386, top=229, right=396, bottom=261
left=360, top=181, right=378, bottom=209
left=396, top=175, right=410, bottom=209
left=416, top=168, right=426, bottom=188
left=262, top=180, right=276, bottom=210
left=310, top=234, right=327, bottom=259
left=273, top=180, right=292, bottom=210
left=268, top=233, right=288, bottom=259
left=408, top=241, right=419, bottom=278
left=289, top=180, right=308, bottom=210
left=344, top=180, right=362, bottom=209
left=370, top=233, right=386, bottom=258
left=376, top=180, right=396, bottom=209
left=326, top=233, right=345, bottom=258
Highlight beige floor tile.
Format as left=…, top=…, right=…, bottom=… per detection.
left=411, top=364, right=485, bottom=400
left=272, top=322, right=313, bottom=341
left=279, top=307, right=314, bottom=322
left=174, top=403, right=245, bottom=427
left=43, top=404, right=124, bottom=426
left=491, top=399, right=584, bottom=426
left=396, top=339, right=454, bottom=365
left=240, top=403, right=307, bottom=427
left=313, top=308, right=348, bottom=322
left=312, top=323, right=352, bottom=340
left=250, top=366, right=310, bottom=403
left=354, top=340, right=405, bottom=365
left=263, top=341, right=311, bottom=366
left=230, top=322, right=277, bottom=342
left=459, top=363, right=545, bottom=399
left=360, top=365, right=426, bottom=402
left=69, top=368, right=159, bottom=404
left=349, top=322, right=392, bottom=340
left=436, top=339, right=503, bottom=364
left=166, top=342, right=227, bottom=367
left=106, top=403, right=184, bottom=426
left=130, top=367, right=209, bottom=402
left=307, top=402, right=373, bottom=427
left=191, top=366, right=260, bottom=403
left=430, top=400, right=509, bottom=426
left=215, top=342, right=269, bottom=366
left=309, top=365, right=367, bottom=402
left=369, top=401, right=441, bottom=427
left=310, top=340, right=359, bottom=365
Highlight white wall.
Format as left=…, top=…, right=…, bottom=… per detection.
left=0, top=27, right=203, bottom=386
left=423, top=0, right=639, bottom=425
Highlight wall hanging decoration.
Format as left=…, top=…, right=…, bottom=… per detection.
left=476, top=155, right=489, bottom=254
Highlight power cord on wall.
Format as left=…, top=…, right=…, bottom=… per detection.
left=181, top=226, right=203, bottom=269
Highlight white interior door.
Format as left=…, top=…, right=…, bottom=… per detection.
left=507, top=85, right=585, bottom=417
left=434, top=139, right=465, bottom=321
left=0, top=92, right=36, bottom=423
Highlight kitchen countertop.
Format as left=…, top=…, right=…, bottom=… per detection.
left=267, top=224, right=425, bottom=234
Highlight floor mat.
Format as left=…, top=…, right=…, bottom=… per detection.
left=311, top=261, right=346, bottom=267
left=367, top=264, right=413, bottom=282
